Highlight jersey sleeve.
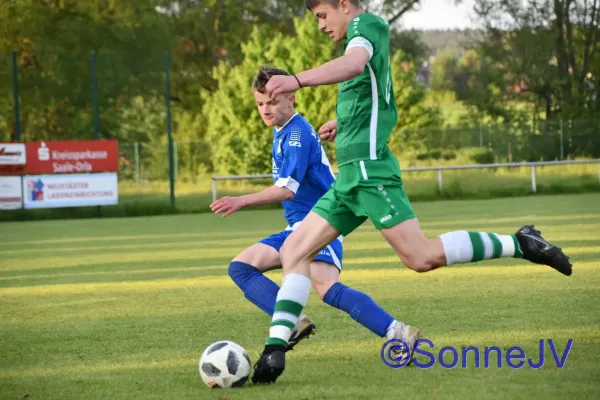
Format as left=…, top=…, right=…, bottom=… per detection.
left=345, top=15, right=383, bottom=60
left=274, top=125, right=313, bottom=194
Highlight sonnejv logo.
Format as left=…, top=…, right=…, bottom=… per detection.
left=381, top=338, right=574, bottom=369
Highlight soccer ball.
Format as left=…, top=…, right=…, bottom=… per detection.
left=199, top=341, right=251, bottom=388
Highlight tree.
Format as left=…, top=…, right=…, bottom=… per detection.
left=473, top=0, right=600, bottom=120
left=429, top=49, right=460, bottom=92
left=0, top=0, right=171, bottom=141
left=203, top=15, right=338, bottom=175
left=203, top=12, right=440, bottom=175
left=156, top=0, right=307, bottom=108
left=388, top=50, right=442, bottom=152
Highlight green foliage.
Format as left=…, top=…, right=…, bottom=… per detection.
left=429, top=49, right=459, bottom=92
left=1, top=0, right=598, bottom=177
left=161, top=0, right=305, bottom=111
left=388, top=50, right=442, bottom=153
left=472, top=0, right=600, bottom=120
left=173, top=111, right=213, bottom=181
left=203, top=15, right=338, bottom=175
left=0, top=0, right=171, bottom=141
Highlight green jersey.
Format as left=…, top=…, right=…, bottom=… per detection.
left=335, top=13, right=397, bottom=166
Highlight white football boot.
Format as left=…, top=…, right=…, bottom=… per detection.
left=287, top=314, right=316, bottom=351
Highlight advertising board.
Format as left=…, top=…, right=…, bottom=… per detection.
left=0, top=143, right=26, bottom=175
left=0, top=176, right=23, bottom=210
left=22, top=173, right=118, bottom=209
left=25, top=140, right=119, bottom=174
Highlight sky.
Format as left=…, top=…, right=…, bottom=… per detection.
left=400, top=0, right=479, bottom=30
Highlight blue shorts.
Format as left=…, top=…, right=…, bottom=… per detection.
left=259, top=226, right=344, bottom=270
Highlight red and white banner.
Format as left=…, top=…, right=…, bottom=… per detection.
left=0, top=143, right=27, bottom=175
left=22, top=173, right=118, bottom=209
left=0, top=176, right=23, bottom=210
left=25, top=140, right=119, bottom=174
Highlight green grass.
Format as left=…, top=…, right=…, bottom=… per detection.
left=1, top=193, right=600, bottom=399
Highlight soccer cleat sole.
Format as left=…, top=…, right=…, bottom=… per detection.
left=403, top=328, right=423, bottom=367
left=287, top=322, right=316, bottom=351
left=516, top=225, right=573, bottom=276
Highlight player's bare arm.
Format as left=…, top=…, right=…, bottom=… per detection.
left=210, top=186, right=294, bottom=218
left=299, top=47, right=369, bottom=87
left=265, top=48, right=369, bottom=98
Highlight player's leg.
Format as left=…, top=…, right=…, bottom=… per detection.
left=365, top=148, right=572, bottom=275
left=252, top=187, right=366, bottom=384
left=228, top=242, right=282, bottom=315
left=228, top=234, right=316, bottom=350
left=313, top=260, right=400, bottom=337
left=263, top=212, right=341, bottom=349
left=310, top=237, right=420, bottom=364
left=264, top=183, right=369, bottom=350
left=375, top=184, right=572, bottom=275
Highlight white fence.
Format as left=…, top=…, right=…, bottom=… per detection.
left=211, top=159, right=600, bottom=202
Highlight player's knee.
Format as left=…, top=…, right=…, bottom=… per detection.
left=280, top=241, right=302, bottom=268
left=228, top=261, right=260, bottom=286
left=313, top=278, right=336, bottom=300
left=310, top=262, right=340, bottom=300
left=404, top=258, right=432, bottom=273
left=231, top=250, right=252, bottom=266
left=402, top=252, right=442, bottom=273
left=395, top=238, right=443, bottom=272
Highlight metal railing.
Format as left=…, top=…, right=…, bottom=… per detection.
left=211, top=159, right=600, bottom=202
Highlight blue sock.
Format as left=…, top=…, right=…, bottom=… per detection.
left=228, top=261, right=279, bottom=316
left=323, top=282, right=394, bottom=337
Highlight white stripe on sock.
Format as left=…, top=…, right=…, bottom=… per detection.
left=439, top=231, right=473, bottom=265
left=497, top=234, right=516, bottom=257
left=276, top=273, right=311, bottom=306
left=272, top=312, right=297, bottom=324
left=479, top=232, right=494, bottom=260
left=269, top=325, right=292, bottom=342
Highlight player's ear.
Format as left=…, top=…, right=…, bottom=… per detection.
left=340, top=0, right=350, bottom=13
left=289, top=93, right=295, bottom=105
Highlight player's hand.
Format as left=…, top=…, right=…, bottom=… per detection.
left=210, top=196, right=245, bottom=218
left=318, top=120, right=337, bottom=142
left=265, top=75, right=301, bottom=98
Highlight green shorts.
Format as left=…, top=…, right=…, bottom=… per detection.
left=313, top=147, right=416, bottom=236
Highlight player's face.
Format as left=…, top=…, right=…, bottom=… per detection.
left=312, top=1, right=351, bottom=42
left=254, top=91, right=294, bottom=128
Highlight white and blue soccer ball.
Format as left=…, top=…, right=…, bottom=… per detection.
left=199, top=340, right=251, bottom=389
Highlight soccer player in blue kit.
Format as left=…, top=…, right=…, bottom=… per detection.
left=211, top=65, right=412, bottom=353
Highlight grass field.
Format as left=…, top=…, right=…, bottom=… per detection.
left=1, top=193, right=600, bottom=399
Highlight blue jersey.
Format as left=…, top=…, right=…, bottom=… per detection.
left=272, top=113, right=335, bottom=226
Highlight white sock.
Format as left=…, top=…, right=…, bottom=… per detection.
left=439, top=231, right=522, bottom=265
left=267, top=273, right=311, bottom=346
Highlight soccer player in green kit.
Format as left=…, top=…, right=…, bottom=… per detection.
left=251, top=0, right=572, bottom=384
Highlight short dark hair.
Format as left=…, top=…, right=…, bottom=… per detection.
left=252, top=65, right=291, bottom=94
left=305, top=0, right=361, bottom=10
